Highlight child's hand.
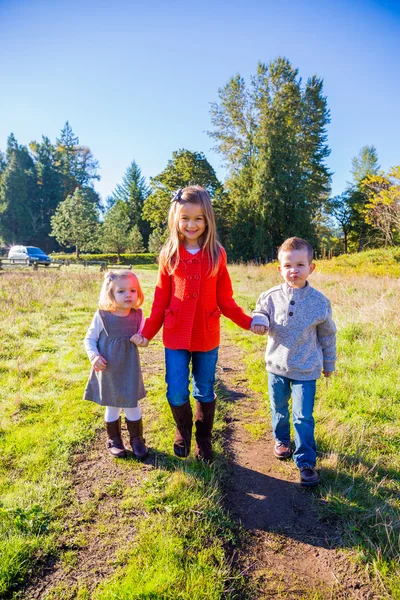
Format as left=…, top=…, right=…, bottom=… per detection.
left=323, top=371, right=333, bottom=378
left=251, top=324, right=268, bottom=335
left=92, top=355, right=107, bottom=372
left=131, top=333, right=149, bottom=347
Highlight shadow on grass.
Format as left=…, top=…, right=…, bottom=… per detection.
left=216, top=377, right=344, bottom=551
left=316, top=441, right=400, bottom=565
left=217, top=375, right=400, bottom=567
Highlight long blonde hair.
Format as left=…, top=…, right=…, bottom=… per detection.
left=98, top=270, right=144, bottom=311
left=161, top=185, right=222, bottom=275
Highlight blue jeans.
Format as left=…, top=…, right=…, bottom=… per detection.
left=268, top=373, right=316, bottom=468
left=165, top=347, right=219, bottom=407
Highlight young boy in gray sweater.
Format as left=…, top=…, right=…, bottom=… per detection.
left=251, top=237, right=336, bottom=486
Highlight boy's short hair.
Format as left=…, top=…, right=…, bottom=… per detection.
left=278, top=237, right=314, bottom=263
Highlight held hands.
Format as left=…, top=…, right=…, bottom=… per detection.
left=251, top=324, right=268, bottom=335
left=131, top=333, right=149, bottom=347
left=92, top=355, right=107, bottom=372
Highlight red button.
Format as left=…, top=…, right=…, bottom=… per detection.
left=193, top=293, right=198, bottom=298
left=194, top=275, right=200, bottom=280
left=185, top=294, right=190, bottom=299
left=188, top=275, right=193, bottom=280
left=193, top=259, right=199, bottom=264
left=187, top=260, right=192, bottom=264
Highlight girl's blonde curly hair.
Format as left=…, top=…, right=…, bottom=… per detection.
left=98, top=270, right=144, bottom=311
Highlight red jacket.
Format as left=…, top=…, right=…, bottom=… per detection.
left=142, top=245, right=252, bottom=351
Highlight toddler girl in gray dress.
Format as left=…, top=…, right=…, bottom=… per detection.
left=84, top=270, right=147, bottom=459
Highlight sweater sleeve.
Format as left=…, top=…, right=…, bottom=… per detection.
left=216, top=250, right=252, bottom=330
left=317, top=300, right=337, bottom=372
left=251, top=291, right=270, bottom=328
left=84, top=311, right=104, bottom=363
left=141, top=258, right=172, bottom=341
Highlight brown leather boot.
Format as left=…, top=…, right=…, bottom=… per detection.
left=170, top=402, right=193, bottom=458
left=105, top=418, right=126, bottom=458
left=195, top=399, right=216, bottom=463
left=126, top=417, right=148, bottom=459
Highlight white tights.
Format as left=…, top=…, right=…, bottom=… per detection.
left=104, top=406, right=142, bottom=423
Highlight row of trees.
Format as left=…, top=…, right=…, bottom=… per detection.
left=328, top=146, right=400, bottom=251
left=1, top=57, right=399, bottom=259
left=0, top=123, right=100, bottom=251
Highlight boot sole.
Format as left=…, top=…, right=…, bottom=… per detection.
left=109, top=450, right=127, bottom=458
left=132, top=450, right=149, bottom=460
left=273, top=450, right=292, bottom=460
left=174, top=445, right=190, bottom=458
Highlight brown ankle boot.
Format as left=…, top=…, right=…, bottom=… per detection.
left=195, top=400, right=216, bottom=462
left=105, top=418, right=126, bottom=458
left=126, top=417, right=148, bottom=459
left=170, top=402, right=193, bottom=458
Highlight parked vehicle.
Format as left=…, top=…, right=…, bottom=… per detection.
left=7, top=246, right=51, bottom=266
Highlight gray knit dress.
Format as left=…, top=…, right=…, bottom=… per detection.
left=84, top=309, right=146, bottom=407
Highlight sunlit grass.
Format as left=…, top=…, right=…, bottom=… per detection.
left=1, top=250, right=400, bottom=597
left=0, top=267, right=246, bottom=599
left=226, top=256, right=400, bottom=596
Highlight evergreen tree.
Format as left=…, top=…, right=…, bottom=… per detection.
left=209, top=58, right=331, bottom=260
left=5, top=133, right=18, bottom=161
left=148, top=227, right=168, bottom=253
left=56, top=121, right=100, bottom=199
left=50, top=188, right=99, bottom=258
left=29, top=136, right=64, bottom=249
left=101, top=200, right=131, bottom=259
left=127, top=225, right=145, bottom=253
left=111, top=160, right=150, bottom=247
left=350, top=145, right=380, bottom=186
left=0, top=150, right=6, bottom=177
left=0, top=136, right=38, bottom=244
left=348, top=145, right=381, bottom=251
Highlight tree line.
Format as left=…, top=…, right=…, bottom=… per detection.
left=1, top=57, right=399, bottom=260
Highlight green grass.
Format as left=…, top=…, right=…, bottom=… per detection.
left=226, top=260, right=400, bottom=597
left=1, top=254, right=400, bottom=598
left=0, top=267, right=247, bottom=599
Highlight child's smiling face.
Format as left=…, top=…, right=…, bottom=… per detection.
left=278, top=249, right=315, bottom=288
left=178, top=202, right=206, bottom=248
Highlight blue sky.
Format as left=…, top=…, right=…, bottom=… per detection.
left=1, top=0, right=399, bottom=202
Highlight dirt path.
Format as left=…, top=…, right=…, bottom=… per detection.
left=217, top=343, right=379, bottom=599
left=22, top=339, right=380, bottom=599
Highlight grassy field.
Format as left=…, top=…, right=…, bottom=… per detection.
left=0, top=249, right=399, bottom=598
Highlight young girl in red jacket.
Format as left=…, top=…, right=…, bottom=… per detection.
left=133, top=185, right=253, bottom=461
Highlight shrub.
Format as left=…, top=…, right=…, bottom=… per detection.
left=50, top=253, right=158, bottom=265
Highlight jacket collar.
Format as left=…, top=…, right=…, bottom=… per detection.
left=282, top=281, right=311, bottom=300
left=179, top=244, right=203, bottom=261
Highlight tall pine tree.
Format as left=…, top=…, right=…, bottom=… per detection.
left=111, top=160, right=150, bottom=247
left=29, top=137, right=64, bottom=249
left=0, top=135, right=38, bottom=244
left=209, top=57, right=331, bottom=260
left=56, top=121, right=100, bottom=199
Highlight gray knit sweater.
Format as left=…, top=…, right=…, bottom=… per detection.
left=252, top=282, right=336, bottom=380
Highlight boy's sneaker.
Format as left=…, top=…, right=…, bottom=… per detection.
left=299, top=467, right=319, bottom=487
left=273, top=442, right=292, bottom=460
